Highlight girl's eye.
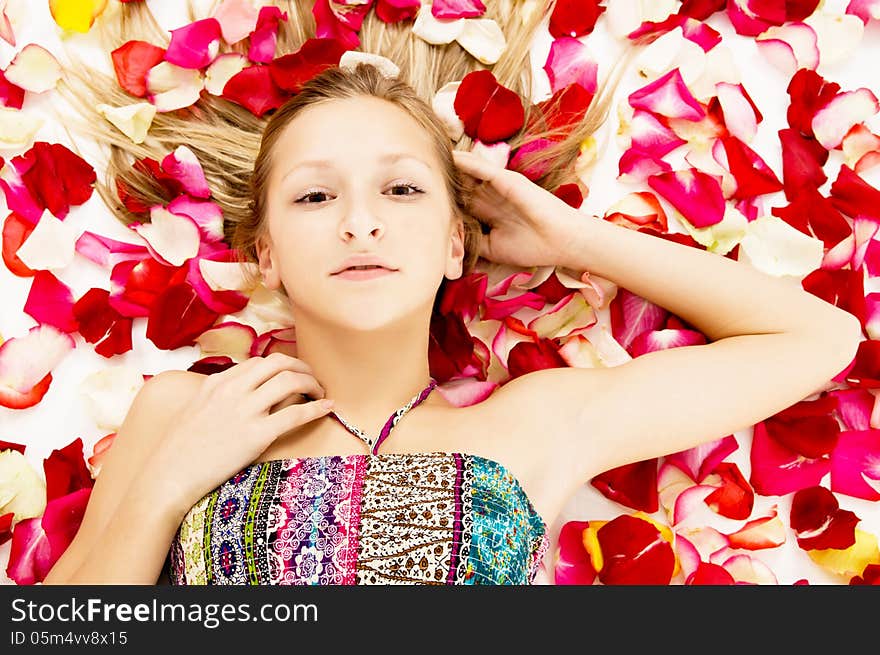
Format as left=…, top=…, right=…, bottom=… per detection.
left=294, top=183, right=424, bottom=204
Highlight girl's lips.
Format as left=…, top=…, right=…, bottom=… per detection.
left=333, top=267, right=397, bottom=281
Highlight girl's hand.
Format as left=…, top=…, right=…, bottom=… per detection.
left=149, top=353, right=334, bottom=508
left=452, top=149, right=583, bottom=269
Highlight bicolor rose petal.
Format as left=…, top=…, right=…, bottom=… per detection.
left=4, top=44, right=61, bottom=94
left=841, top=124, right=880, bottom=174
left=702, top=462, right=754, bottom=520
left=727, top=507, right=787, bottom=550
left=146, top=61, right=204, bottom=112
left=194, top=321, right=258, bottom=362
left=755, top=22, right=819, bottom=77
left=186, top=257, right=250, bottom=315
left=111, top=40, right=166, bottom=97
left=167, top=194, right=224, bottom=242
left=431, top=0, right=487, bottom=20
left=0, top=325, right=74, bottom=410
left=165, top=18, right=222, bottom=69
left=131, top=206, right=201, bottom=267
left=628, top=68, right=706, bottom=121
left=812, top=88, right=880, bottom=150
left=647, top=167, right=725, bottom=228
left=160, top=146, right=211, bottom=199
left=0, top=0, right=16, bottom=47
left=846, top=0, right=880, bottom=23
left=666, top=435, right=739, bottom=483
left=527, top=292, right=596, bottom=340
left=544, top=36, right=598, bottom=95
left=627, top=109, right=687, bottom=159
left=95, top=102, right=156, bottom=144
left=714, top=82, right=762, bottom=143
left=719, top=553, right=778, bottom=584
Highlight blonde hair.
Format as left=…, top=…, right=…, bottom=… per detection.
left=56, top=0, right=643, bottom=310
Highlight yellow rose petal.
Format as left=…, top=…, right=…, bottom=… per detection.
left=0, top=449, right=47, bottom=523
left=807, top=529, right=880, bottom=578
left=48, top=0, right=108, bottom=33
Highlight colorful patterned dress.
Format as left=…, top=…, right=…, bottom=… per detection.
left=166, top=451, right=550, bottom=585
left=166, top=374, right=549, bottom=584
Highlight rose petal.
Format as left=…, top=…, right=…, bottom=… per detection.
left=130, top=206, right=201, bottom=267
left=455, top=17, right=506, bottom=65
left=204, top=52, right=247, bottom=95
left=0, top=450, right=46, bottom=522
left=248, top=6, right=287, bottom=63
left=554, top=520, right=597, bottom=585
left=0, top=325, right=74, bottom=410
left=146, top=61, right=204, bottom=112
left=95, top=102, right=156, bottom=144
left=0, top=106, right=42, bottom=149
left=78, top=365, right=145, bottom=431
left=221, top=64, right=288, bottom=117
left=211, top=0, right=259, bottom=44
left=13, top=209, right=77, bottom=272
left=165, top=17, right=222, bottom=69
left=111, top=40, right=166, bottom=98
left=161, top=146, right=211, bottom=199
left=812, top=88, right=880, bottom=150
left=4, top=44, right=62, bottom=93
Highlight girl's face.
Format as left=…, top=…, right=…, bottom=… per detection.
left=257, top=95, right=465, bottom=332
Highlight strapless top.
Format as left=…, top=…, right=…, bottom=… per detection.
left=166, top=451, right=549, bottom=585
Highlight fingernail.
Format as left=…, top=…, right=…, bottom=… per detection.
left=321, top=399, right=334, bottom=410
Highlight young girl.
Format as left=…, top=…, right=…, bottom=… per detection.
left=43, top=0, right=859, bottom=585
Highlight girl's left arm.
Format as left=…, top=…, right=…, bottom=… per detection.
left=491, top=214, right=861, bottom=484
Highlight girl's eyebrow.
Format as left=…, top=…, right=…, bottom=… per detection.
left=281, top=152, right=432, bottom=183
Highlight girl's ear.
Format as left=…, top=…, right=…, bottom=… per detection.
left=446, top=215, right=465, bottom=280
left=255, top=234, right=280, bottom=290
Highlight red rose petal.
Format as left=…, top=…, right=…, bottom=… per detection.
left=111, top=40, right=166, bottom=97
left=596, top=514, right=676, bottom=585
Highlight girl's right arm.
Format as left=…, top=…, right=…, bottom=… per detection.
left=43, top=352, right=333, bottom=585
left=59, top=468, right=190, bottom=585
